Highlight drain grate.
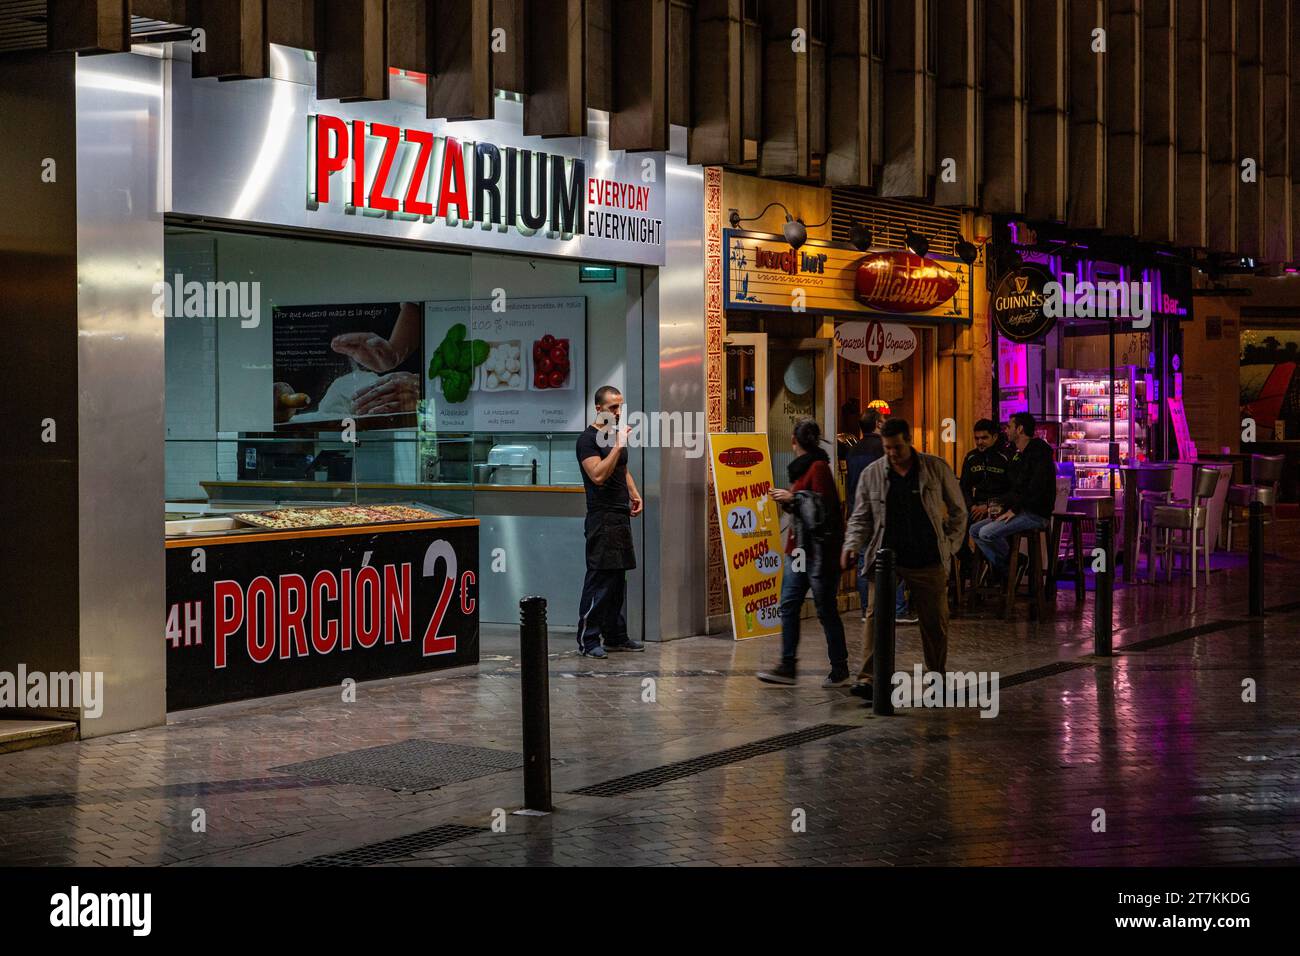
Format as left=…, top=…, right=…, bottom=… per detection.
left=272, top=739, right=523, bottom=793
left=294, top=824, right=486, bottom=866
left=997, top=660, right=1093, bottom=688
left=571, top=723, right=856, bottom=797
left=1119, top=619, right=1245, bottom=653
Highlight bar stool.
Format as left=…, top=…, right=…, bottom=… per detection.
left=1149, top=464, right=1228, bottom=588
left=1225, top=454, right=1284, bottom=551
left=1047, top=476, right=1083, bottom=599
left=948, top=554, right=964, bottom=613
left=1003, top=525, right=1049, bottom=621
left=1050, top=496, right=1115, bottom=600
left=1047, top=510, right=1086, bottom=600
left=1134, top=464, right=1175, bottom=577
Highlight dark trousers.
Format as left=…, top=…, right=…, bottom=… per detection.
left=779, top=559, right=849, bottom=670
left=858, top=561, right=949, bottom=681
left=576, top=567, right=628, bottom=651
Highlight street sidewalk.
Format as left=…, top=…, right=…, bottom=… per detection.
left=0, top=527, right=1297, bottom=866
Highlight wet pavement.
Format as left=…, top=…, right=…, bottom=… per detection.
left=2, top=531, right=1299, bottom=867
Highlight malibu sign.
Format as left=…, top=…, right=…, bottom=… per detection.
left=854, top=251, right=962, bottom=313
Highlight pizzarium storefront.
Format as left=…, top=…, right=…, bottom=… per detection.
left=1, top=42, right=710, bottom=736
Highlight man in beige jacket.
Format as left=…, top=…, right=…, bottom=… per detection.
left=841, top=418, right=967, bottom=702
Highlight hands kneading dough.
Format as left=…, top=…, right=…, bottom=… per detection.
left=282, top=369, right=418, bottom=422
left=350, top=371, right=419, bottom=415
left=316, top=369, right=381, bottom=417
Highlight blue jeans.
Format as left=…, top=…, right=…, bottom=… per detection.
left=970, top=512, right=1050, bottom=573
left=856, top=552, right=908, bottom=616
left=780, top=557, right=848, bottom=670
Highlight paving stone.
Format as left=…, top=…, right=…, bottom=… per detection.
left=2, top=529, right=1300, bottom=866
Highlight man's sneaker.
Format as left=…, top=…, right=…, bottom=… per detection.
left=756, top=663, right=797, bottom=685
left=579, top=645, right=608, bottom=659
left=822, top=669, right=852, bottom=688
left=896, top=614, right=919, bottom=625
left=849, top=681, right=874, bottom=702
left=605, top=639, right=645, bottom=652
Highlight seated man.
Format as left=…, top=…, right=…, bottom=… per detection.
left=959, top=419, right=1011, bottom=578
left=969, top=411, right=1055, bottom=579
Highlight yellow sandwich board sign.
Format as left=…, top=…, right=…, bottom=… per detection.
left=708, top=433, right=785, bottom=641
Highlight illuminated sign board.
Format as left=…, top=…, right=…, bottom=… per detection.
left=723, top=230, right=970, bottom=322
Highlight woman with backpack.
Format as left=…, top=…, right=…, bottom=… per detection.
left=757, top=419, right=851, bottom=687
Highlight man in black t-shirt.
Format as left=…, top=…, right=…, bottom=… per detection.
left=574, top=385, right=644, bottom=658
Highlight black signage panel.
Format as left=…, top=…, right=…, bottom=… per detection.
left=991, top=264, right=1055, bottom=343
left=165, top=524, right=479, bottom=710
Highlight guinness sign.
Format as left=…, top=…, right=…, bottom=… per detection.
left=991, top=265, right=1054, bottom=343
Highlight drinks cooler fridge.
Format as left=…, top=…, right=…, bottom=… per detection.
left=1054, top=366, right=1149, bottom=492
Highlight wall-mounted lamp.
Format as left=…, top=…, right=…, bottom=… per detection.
left=847, top=219, right=873, bottom=251
left=954, top=233, right=978, bottom=266
left=902, top=225, right=930, bottom=259
left=729, top=201, right=830, bottom=251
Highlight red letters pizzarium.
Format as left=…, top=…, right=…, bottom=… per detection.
left=310, top=113, right=585, bottom=236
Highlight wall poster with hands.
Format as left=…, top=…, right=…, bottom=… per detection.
left=271, top=301, right=424, bottom=430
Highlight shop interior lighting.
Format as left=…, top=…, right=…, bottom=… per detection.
left=728, top=202, right=829, bottom=251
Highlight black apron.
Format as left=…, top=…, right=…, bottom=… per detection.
left=585, top=510, right=637, bottom=570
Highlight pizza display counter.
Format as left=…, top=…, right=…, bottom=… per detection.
left=164, top=504, right=479, bottom=711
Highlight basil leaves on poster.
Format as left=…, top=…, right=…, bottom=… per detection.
left=991, top=264, right=1055, bottom=344
left=427, top=323, right=490, bottom=404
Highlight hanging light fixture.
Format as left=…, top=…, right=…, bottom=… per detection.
left=848, top=219, right=873, bottom=251
left=729, top=201, right=830, bottom=251
left=782, top=216, right=808, bottom=250
left=902, top=224, right=930, bottom=258
left=954, top=233, right=978, bottom=266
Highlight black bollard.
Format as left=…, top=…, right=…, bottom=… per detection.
left=519, top=596, right=553, bottom=812
left=1249, top=500, right=1264, bottom=618
left=1093, top=518, right=1113, bottom=657
left=872, top=549, right=896, bottom=716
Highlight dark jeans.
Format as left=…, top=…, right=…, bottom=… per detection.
left=576, top=567, right=628, bottom=652
left=780, top=557, right=848, bottom=670
left=971, top=512, right=1050, bottom=573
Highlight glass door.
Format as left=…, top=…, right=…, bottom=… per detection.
left=724, top=332, right=768, bottom=434
left=767, top=338, right=835, bottom=481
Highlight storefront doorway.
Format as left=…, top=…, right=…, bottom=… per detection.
left=837, top=325, right=935, bottom=451
left=725, top=332, right=834, bottom=477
